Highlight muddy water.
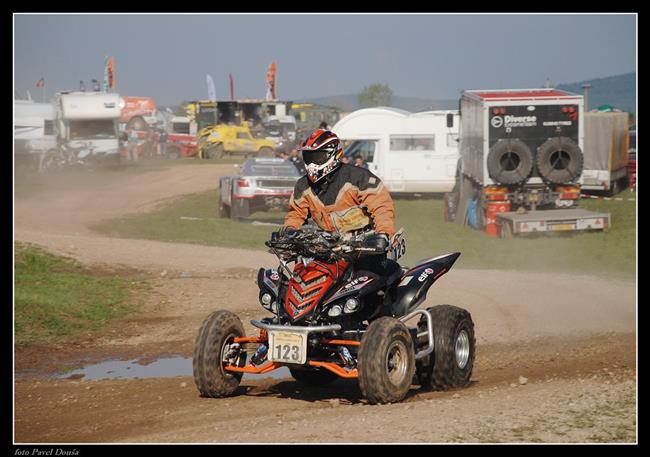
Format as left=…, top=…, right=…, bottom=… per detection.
left=52, top=357, right=291, bottom=381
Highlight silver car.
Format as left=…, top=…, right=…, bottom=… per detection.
left=219, top=157, right=302, bottom=218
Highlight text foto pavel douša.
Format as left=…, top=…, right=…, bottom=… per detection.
left=15, top=449, right=79, bottom=456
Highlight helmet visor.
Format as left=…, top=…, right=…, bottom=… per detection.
left=302, top=149, right=329, bottom=166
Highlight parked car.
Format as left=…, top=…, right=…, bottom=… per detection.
left=219, top=157, right=300, bottom=218
left=628, top=129, right=636, bottom=191
left=198, top=124, right=276, bottom=159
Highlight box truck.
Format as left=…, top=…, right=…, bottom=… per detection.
left=447, top=88, right=609, bottom=237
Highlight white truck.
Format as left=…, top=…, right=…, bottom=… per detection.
left=332, top=107, right=460, bottom=194
left=580, top=111, right=630, bottom=195
left=448, top=88, right=609, bottom=237
left=53, top=91, right=124, bottom=165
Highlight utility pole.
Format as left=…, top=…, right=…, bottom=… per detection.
left=582, top=83, right=592, bottom=112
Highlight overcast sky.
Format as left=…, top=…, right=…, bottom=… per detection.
left=14, top=13, right=636, bottom=105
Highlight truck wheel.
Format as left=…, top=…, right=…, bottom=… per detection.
left=231, top=198, right=250, bottom=219
left=258, top=147, right=274, bottom=158
left=206, top=144, right=224, bottom=159
left=535, top=137, right=583, bottom=184
left=289, top=368, right=339, bottom=386
left=500, top=220, right=514, bottom=239
left=167, top=146, right=181, bottom=159
left=193, top=310, right=247, bottom=398
left=219, top=201, right=231, bottom=218
left=415, top=305, right=475, bottom=391
left=358, top=317, right=416, bottom=404
left=487, top=139, right=534, bottom=185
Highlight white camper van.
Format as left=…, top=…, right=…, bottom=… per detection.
left=53, top=91, right=124, bottom=163
left=332, top=107, right=460, bottom=193
left=14, top=99, right=57, bottom=155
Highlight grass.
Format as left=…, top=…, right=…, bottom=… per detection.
left=91, top=189, right=636, bottom=279
left=14, top=242, right=146, bottom=346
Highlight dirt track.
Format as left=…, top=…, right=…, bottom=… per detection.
left=13, top=163, right=637, bottom=443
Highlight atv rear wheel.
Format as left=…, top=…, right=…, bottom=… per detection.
left=193, top=310, right=247, bottom=398
left=289, top=367, right=339, bottom=386
left=416, top=305, right=475, bottom=391
left=358, top=317, right=416, bottom=404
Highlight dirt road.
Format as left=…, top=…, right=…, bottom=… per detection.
left=13, top=163, right=637, bottom=443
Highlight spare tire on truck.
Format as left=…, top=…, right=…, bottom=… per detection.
left=487, top=139, right=534, bottom=185
left=535, top=137, right=583, bottom=184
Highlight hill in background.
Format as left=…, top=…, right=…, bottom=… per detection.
left=298, top=72, right=635, bottom=115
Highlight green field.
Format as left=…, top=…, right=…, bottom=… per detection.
left=14, top=243, right=147, bottom=346
left=92, top=190, right=636, bottom=279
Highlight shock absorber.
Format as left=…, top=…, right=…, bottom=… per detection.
left=250, top=344, right=268, bottom=366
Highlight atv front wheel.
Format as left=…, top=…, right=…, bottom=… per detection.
left=289, top=367, right=339, bottom=386
left=193, top=310, right=247, bottom=397
left=415, top=305, right=475, bottom=390
left=358, top=317, right=415, bottom=404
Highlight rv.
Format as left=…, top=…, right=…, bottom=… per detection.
left=331, top=107, right=460, bottom=193
left=14, top=99, right=57, bottom=155
left=53, top=91, right=124, bottom=163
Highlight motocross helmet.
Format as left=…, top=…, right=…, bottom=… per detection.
left=300, top=129, right=343, bottom=183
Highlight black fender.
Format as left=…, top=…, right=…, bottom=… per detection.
left=391, top=252, right=461, bottom=317
left=322, top=271, right=383, bottom=306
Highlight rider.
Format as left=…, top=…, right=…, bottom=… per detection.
left=280, top=129, right=397, bottom=275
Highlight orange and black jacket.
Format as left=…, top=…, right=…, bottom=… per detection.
left=284, top=164, right=396, bottom=238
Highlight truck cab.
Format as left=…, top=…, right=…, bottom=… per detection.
left=54, top=91, right=124, bottom=163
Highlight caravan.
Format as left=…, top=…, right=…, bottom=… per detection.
left=14, top=99, right=57, bottom=156
left=53, top=91, right=124, bottom=164
left=332, top=107, right=460, bottom=194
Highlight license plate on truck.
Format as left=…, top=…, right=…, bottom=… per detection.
left=550, top=223, right=576, bottom=231
left=268, top=331, right=307, bottom=364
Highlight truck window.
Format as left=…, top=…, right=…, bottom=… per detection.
left=447, top=132, right=459, bottom=148
left=345, top=140, right=376, bottom=163
left=173, top=122, right=190, bottom=134
left=69, top=120, right=116, bottom=140
left=236, top=132, right=251, bottom=140
left=390, top=135, right=435, bottom=151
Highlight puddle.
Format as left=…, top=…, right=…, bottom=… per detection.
left=54, top=357, right=292, bottom=381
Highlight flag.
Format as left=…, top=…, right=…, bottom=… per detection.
left=103, top=56, right=115, bottom=92
left=265, top=61, right=277, bottom=100
left=36, top=78, right=44, bottom=88
left=229, top=73, right=234, bottom=101
left=206, top=74, right=216, bottom=101
left=107, top=57, right=115, bottom=90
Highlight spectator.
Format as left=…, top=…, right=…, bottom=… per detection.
left=354, top=155, right=368, bottom=169
left=318, top=121, right=329, bottom=130
left=159, top=130, right=168, bottom=157
left=127, top=129, right=138, bottom=162
left=289, top=148, right=307, bottom=175
left=279, top=150, right=290, bottom=161
left=340, top=155, right=351, bottom=165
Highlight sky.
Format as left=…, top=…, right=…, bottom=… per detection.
left=14, top=13, right=636, bottom=106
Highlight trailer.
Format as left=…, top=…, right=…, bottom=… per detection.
left=447, top=88, right=610, bottom=236
left=580, top=111, right=630, bottom=194
left=495, top=208, right=609, bottom=238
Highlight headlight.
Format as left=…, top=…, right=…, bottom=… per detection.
left=261, top=293, right=272, bottom=306
left=327, top=304, right=343, bottom=317
left=208, top=132, right=221, bottom=140
left=343, top=298, right=360, bottom=313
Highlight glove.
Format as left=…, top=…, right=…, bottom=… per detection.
left=364, top=233, right=390, bottom=253
left=272, top=226, right=298, bottom=240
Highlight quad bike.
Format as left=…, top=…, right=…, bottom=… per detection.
left=193, top=226, right=475, bottom=404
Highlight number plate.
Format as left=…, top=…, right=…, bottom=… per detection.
left=268, top=331, right=307, bottom=365
left=550, top=223, right=576, bottom=231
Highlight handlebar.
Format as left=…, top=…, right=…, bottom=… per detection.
left=265, top=227, right=387, bottom=261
